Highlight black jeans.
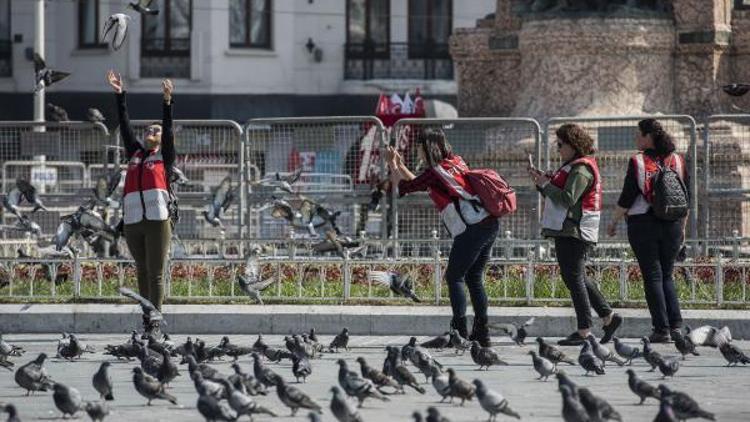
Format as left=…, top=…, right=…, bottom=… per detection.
left=627, top=214, right=684, bottom=333
left=554, top=236, right=613, bottom=330
left=444, top=218, right=500, bottom=322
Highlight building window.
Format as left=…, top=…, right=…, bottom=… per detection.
left=346, top=0, right=390, bottom=58
left=141, top=0, right=192, bottom=78
left=78, top=0, right=109, bottom=48
left=408, top=0, right=451, bottom=58
left=229, top=0, right=271, bottom=49
left=0, top=0, right=10, bottom=77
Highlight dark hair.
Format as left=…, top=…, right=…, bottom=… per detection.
left=556, top=124, right=595, bottom=157
left=638, top=119, right=675, bottom=155
left=416, top=128, right=453, bottom=168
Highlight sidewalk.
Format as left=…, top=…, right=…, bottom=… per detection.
left=1, top=304, right=748, bottom=337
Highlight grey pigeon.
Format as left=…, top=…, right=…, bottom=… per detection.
left=655, top=355, right=680, bottom=378
left=196, top=393, right=237, bottom=422
left=128, top=0, right=159, bottom=15
left=276, top=378, right=323, bottom=416
left=586, top=335, right=625, bottom=367
left=719, top=341, right=750, bottom=366
left=673, top=329, right=699, bottom=360
left=309, top=412, right=323, bottom=422
left=420, top=333, right=451, bottom=350
left=139, top=343, right=163, bottom=377
left=92, top=170, right=122, bottom=209
left=52, top=383, right=83, bottom=418
left=218, top=336, right=253, bottom=361
left=170, top=165, right=189, bottom=185
left=192, top=372, right=227, bottom=400
left=612, top=337, right=640, bottom=365
left=101, top=14, right=131, bottom=51
left=1, top=404, right=21, bottom=422
left=0, top=334, right=23, bottom=366
left=92, top=362, right=114, bottom=401
left=654, top=396, right=680, bottom=422
left=292, top=355, right=312, bottom=383
left=537, top=337, right=576, bottom=366
left=131, top=367, right=177, bottom=405
left=657, top=385, right=715, bottom=421
left=258, top=168, right=303, bottom=194
left=473, top=379, right=521, bottom=421
left=203, top=176, right=235, bottom=228
left=58, top=333, right=95, bottom=360
left=355, top=356, right=399, bottom=394
left=368, top=271, right=421, bottom=302
left=528, top=350, right=557, bottom=381
left=687, top=325, right=732, bottom=347
left=336, top=359, right=388, bottom=407
left=578, top=341, right=605, bottom=376
left=641, top=337, right=662, bottom=372
left=16, top=179, right=47, bottom=213
left=449, top=330, right=471, bottom=355
left=237, top=254, right=274, bottom=305
left=184, top=354, right=221, bottom=381
left=578, top=387, right=622, bottom=422
left=412, top=411, right=424, bottom=422
left=252, top=353, right=283, bottom=387
left=626, top=369, right=660, bottom=404
left=426, top=406, right=452, bottom=422
left=46, top=103, right=69, bottom=122
left=84, top=401, right=110, bottom=422
left=229, top=362, right=267, bottom=396
left=119, top=287, right=163, bottom=328
left=556, top=370, right=579, bottom=399
left=489, top=317, right=535, bottom=346
left=446, top=368, right=475, bottom=406
left=329, top=328, right=350, bottom=352
left=218, top=378, right=276, bottom=420
left=2, top=188, right=23, bottom=219
left=330, top=386, right=363, bottom=422
left=470, top=341, right=508, bottom=370
left=560, top=384, right=590, bottom=422
left=33, top=53, right=70, bottom=92
left=723, top=83, right=750, bottom=97
left=383, top=346, right=425, bottom=394
left=157, top=349, right=180, bottom=385
left=14, top=353, right=54, bottom=395
left=87, top=108, right=106, bottom=123
left=430, top=365, right=450, bottom=401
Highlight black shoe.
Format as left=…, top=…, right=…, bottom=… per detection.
left=469, top=317, right=491, bottom=347
left=450, top=316, right=468, bottom=340
left=669, top=328, right=683, bottom=342
left=558, top=332, right=586, bottom=346
left=600, top=313, right=623, bottom=344
left=648, top=330, right=671, bottom=344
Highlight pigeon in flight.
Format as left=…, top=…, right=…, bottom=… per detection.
left=204, top=176, right=235, bottom=228
left=367, top=271, right=421, bottom=302
left=258, top=167, right=303, bottom=193
left=489, top=317, right=535, bottom=345
left=118, top=287, right=163, bottom=326
left=33, top=53, right=70, bottom=92
left=128, top=0, right=159, bottom=15
left=102, top=14, right=131, bottom=51
left=722, top=83, right=750, bottom=97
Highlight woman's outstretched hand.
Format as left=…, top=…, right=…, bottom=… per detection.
left=107, top=70, right=123, bottom=94
left=162, top=79, right=174, bottom=102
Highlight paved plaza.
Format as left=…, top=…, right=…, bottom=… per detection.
left=0, top=333, right=748, bottom=421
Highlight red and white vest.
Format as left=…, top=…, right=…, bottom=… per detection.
left=628, top=152, right=686, bottom=216
left=541, top=156, right=602, bottom=243
left=123, top=149, right=170, bottom=224
left=430, top=155, right=490, bottom=238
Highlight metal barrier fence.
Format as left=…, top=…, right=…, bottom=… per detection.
left=114, top=120, right=245, bottom=240
left=391, top=118, right=543, bottom=240
left=545, top=116, right=699, bottom=240
left=0, top=121, right=110, bottom=166
left=244, top=117, right=389, bottom=240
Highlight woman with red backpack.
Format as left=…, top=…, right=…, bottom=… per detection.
left=386, top=129, right=499, bottom=346
left=531, top=124, right=622, bottom=346
left=607, top=119, right=688, bottom=343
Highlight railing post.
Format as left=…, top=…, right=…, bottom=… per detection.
left=343, top=249, right=351, bottom=302
left=618, top=251, right=628, bottom=302
left=504, top=230, right=512, bottom=260
left=715, top=252, right=723, bottom=306
left=525, top=250, right=535, bottom=304
left=432, top=230, right=441, bottom=305
left=732, top=230, right=740, bottom=260
left=72, top=257, right=82, bottom=298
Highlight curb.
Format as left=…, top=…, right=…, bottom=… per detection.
left=1, top=304, right=748, bottom=338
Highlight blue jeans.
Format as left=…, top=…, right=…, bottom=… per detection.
left=444, top=218, right=500, bottom=321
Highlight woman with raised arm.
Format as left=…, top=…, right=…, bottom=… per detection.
left=530, top=124, right=622, bottom=346
left=107, top=70, right=175, bottom=331
left=607, top=119, right=688, bottom=343
left=386, top=129, right=499, bottom=346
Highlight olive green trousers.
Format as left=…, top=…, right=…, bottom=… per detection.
left=124, top=219, right=171, bottom=310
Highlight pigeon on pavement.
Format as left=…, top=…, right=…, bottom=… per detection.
left=489, top=317, right=535, bottom=346
left=559, top=384, right=590, bottom=422
left=578, top=341, right=605, bottom=376
left=330, top=386, right=364, bottom=422
left=473, top=379, right=521, bottom=421
left=528, top=350, right=557, bottom=381
left=537, top=337, right=576, bottom=366
left=355, top=356, right=399, bottom=394
left=84, top=401, right=111, bottom=422
left=672, top=329, right=699, bottom=360
left=578, top=387, right=622, bottom=422
left=586, top=335, right=625, bottom=367
left=52, top=383, right=83, bottom=418
left=14, top=353, right=54, bottom=395
left=329, top=328, right=350, bottom=352
left=420, top=332, right=451, bottom=350
left=657, top=385, right=715, bottom=421
left=612, top=337, right=640, bottom=365
left=336, top=359, right=388, bottom=407
left=655, top=355, right=680, bottom=378
left=92, top=362, right=114, bottom=401
left=641, top=337, right=663, bottom=372
left=470, top=341, right=508, bottom=370
left=275, top=378, right=323, bottom=417
left=626, top=369, right=660, bottom=405
left=446, top=368, right=475, bottom=406
left=132, top=367, right=177, bottom=406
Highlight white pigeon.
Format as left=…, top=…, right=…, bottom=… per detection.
left=102, top=14, right=131, bottom=51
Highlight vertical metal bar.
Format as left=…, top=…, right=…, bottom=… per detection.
left=619, top=255, right=628, bottom=302
left=343, top=252, right=351, bottom=301
left=690, top=118, right=699, bottom=239
left=716, top=253, right=723, bottom=306
left=73, top=257, right=81, bottom=298
left=703, top=117, right=711, bottom=242
left=525, top=250, right=535, bottom=304
left=432, top=230, right=441, bottom=305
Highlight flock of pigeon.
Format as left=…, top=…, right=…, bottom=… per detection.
left=2, top=288, right=749, bottom=422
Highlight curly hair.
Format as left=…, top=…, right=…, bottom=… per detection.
left=556, top=124, right=595, bottom=157
left=638, top=118, right=676, bottom=155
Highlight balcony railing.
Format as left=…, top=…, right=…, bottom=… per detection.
left=344, top=42, right=454, bottom=80
left=140, top=37, right=190, bottom=79
left=0, top=40, right=11, bottom=77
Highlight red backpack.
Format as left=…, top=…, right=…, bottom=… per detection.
left=464, top=169, right=517, bottom=217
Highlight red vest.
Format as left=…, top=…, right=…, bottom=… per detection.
left=429, top=155, right=489, bottom=237
left=629, top=152, right=685, bottom=215
left=123, top=149, right=169, bottom=224
left=541, top=155, right=602, bottom=243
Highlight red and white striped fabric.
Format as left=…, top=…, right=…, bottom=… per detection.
left=541, top=155, right=602, bottom=243
left=628, top=152, right=685, bottom=216
left=123, top=149, right=169, bottom=224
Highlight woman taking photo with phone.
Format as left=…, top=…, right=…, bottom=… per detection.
left=386, top=129, right=499, bottom=346
left=108, top=70, right=175, bottom=332
left=607, top=119, right=688, bottom=343
left=531, top=124, right=622, bottom=345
